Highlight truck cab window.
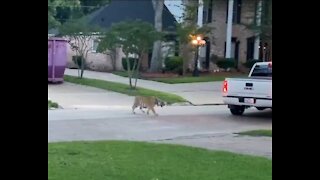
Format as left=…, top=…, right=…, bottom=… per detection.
left=251, top=65, right=272, bottom=77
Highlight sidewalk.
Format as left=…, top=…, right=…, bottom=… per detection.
left=64, top=69, right=224, bottom=105
left=48, top=82, right=135, bottom=109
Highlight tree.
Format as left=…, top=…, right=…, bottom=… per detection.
left=49, top=0, right=63, bottom=29
left=244, top=0, right=272, bottom=61
left=176, top=23, right=211, bottom=75
left=59, top=19, right=101, bottom=78
left=79, top=0, right=110, bottom=15
left=149, top=0, right=164, bottom=72
left=177, top=0, right=212, bottom=75
left=49, top=0, right=110, bottom=29
left=48, top=0, right=80, bottom=29
left=176, top=23, right=196, bottom=76
left=104, top=20, right=162, bottom=89
left=96, top=31, right=119, bottom=71
left=259, top=0, right=272, bottom=60
left=256, top=0, right=272, bottom=42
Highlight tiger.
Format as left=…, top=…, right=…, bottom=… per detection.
left=132, top=96, right=165, bottom=116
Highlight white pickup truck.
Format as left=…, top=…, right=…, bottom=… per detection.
left=222, top=62, right=272, bottom=115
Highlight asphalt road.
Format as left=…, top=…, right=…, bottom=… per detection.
left=48, top=105, right=272, bottom=158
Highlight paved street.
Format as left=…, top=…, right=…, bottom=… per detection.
left=49, top=104, right=272, bottom=158
left=48, top=73, right=272, bottom=158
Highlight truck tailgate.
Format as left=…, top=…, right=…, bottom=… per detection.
left=225, top=78, right=272, bottom=99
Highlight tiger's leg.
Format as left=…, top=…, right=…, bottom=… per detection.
left=150, top=107, right=158, bottom=116
left=139, top=106, right=145, bottom=113
left=132, top=103, right=138, bottom=114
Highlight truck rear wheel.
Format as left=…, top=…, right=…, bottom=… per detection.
left=229, top=105, right=245, bottom=115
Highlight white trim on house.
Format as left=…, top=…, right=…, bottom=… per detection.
left=253, top=0, right=262, bottom=60
left=225, top=0, right=234, bottom=58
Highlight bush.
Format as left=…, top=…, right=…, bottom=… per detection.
left=243, top=59, right=263, bottom=68
left=165, top=56, right=183, bottom=75
left=48, top=100, right=58, bottom=109
left=72, top=56, right=86, bottom=68
left=216, top=58, right=235, bottom=70
left=210, top=54, right=223, bottom=63
left=122, top=57, right=139, bottom=71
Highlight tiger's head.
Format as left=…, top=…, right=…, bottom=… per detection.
left=155, top=98, right=165, bottom=107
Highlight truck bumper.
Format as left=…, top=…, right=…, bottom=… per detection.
left=222, top=96, right=272, bottom=108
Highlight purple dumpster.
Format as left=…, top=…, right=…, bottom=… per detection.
left=48, top=37, right=68, bottom=82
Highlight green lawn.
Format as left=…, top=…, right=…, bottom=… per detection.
left=112, top=71, right=129, bottom=77
left=64, top=75, right=187, bottom=104
left=48, top=141, right=272, bottom=180
left=237, top=130, right=272, bottom=137
left=150, top=76, right=226, bottom=84
left=48, top=100, right=58, bottom=109
left=112, top=71, right=246, bottom=84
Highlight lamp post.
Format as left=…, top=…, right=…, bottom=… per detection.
left=191, top=35, right=206, bottom=77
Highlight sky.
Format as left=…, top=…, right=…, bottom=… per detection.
left=164, top=0, right=184, bottom=22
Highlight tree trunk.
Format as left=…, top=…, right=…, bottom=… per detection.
left=269, top=41, right=272, bottom=61
left=125, top=55, right=133, bottom=88
left=134, top=53, right=143, bottom=88
left=150, top=41, right=162, bottom=72
left=80, top=55, right=85, bottom=78
left=181, top=44, right=193, bottom=76
left=77, top=55, right=81, bottom=77
left=110, top=49, right=117, bottom=71
left=150, top=0, right=164, bottom=72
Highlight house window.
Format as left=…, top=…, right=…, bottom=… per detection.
left=203, top=0, right=213, bottom=24
left=203, top=8, right=208, bottom=24
left=207, top=0, right=213, bottom=23
left=226, top=0, right=242, bottom=24
left=246, top=36, right=255, bottom=60
left=91, top=39, right=99, bottom=53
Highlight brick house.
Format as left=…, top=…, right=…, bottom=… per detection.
left=187, top=0, right=272, bottom=71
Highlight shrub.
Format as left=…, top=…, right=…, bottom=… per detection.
left=122, top=57, right=139, bottom=71
left=216, top=58, right=235, bottom=70
left=48, top=100, right=58, bottom=108
left=210, top=54, right=223, bottom=63
left=165, top=56, right=183, bottom=75
left=243, top=59, right=263, bottom=68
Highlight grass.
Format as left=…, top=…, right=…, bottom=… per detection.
left=112, top=71, right=246, bottom=84
left=48, top=141, right=272, bottom=180
left=64, top=75, right=187, bottom=104
left=150, top=76, right=226, bottom=84
left=112, top=71, right=129, bottom=77
left=237, top=129, right=272, bottom=137
left=48, top=100, right=58, bottom=109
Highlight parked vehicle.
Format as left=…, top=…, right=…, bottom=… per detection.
left=222, top=62, right=272, bottom=115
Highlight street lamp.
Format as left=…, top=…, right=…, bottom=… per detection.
left=191, top=35, right=206, bottom=77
